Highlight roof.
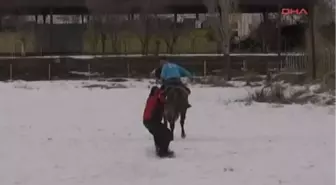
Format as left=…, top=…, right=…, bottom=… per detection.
left=0, top=0, right=315, bottom=14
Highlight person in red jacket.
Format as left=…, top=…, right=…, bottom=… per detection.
left=143, top=86, right=174, bottom=157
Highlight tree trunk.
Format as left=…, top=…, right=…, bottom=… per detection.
left=101, top=33, right=106, bottom=53
left=111, top=33, right=118, bottom=53
left=219, top=0, right=231, bottom=80
left=308, top=4, right=317, bottom=79
left=141, top=39, right=149, bottom=55
left=165, top=38, right=177, bottom=54
left=142, top=17, right=150, bottom=55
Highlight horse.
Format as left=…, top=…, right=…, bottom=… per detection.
left=163, top=85, right=189, bottom=140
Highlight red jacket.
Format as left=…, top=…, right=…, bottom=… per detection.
left=143, top=87, right=165, bottom=122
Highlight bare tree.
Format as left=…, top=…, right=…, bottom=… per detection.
left=86, top=15, right=103, bottom=53
left=155, top=17, right=192, bottom=54
left=137, top=15, right=152, bottom=55
left=100, top=15, right=124, bottom=53
left=1, top=15, right=33, bottom=55
left=124, top=0, right=170, bottom=55
left=205, top=0, right=239, bottom=79
left=86, top=14, right=122, bottom=53
left=85, top=0, right=134, bottom=54
left=129, top=14, right=158, bottom=55
left=108, top=17, right=124, bottom=53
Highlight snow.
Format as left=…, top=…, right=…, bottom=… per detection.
left=69, top=71, right=101, bottom=77
left=0, top=79, right=334, bottom=185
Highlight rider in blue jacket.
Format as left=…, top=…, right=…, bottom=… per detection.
left=152, top=58, right=192, bottom=108
left=161, top=61, right=192, bottom=80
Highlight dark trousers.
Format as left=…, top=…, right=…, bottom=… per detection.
left=143, top=120, right=173, bottom=153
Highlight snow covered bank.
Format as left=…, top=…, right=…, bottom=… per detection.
left=239, top=82, right=335, bottom=106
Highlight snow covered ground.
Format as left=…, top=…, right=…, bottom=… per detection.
left=0, top=79, right=334, bottom=185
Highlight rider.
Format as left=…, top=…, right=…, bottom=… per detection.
left=143, top=86, right=174, bottom=157
left=152, top=58, right=192, bottom=108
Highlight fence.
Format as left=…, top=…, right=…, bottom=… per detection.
left=281, top=53, right=309, bottom=72
left=279, top=49, right=335, bottom=79
left=0, top=53, right=311, bottom=81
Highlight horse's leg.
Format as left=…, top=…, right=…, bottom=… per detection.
left=180, top=109, right=187, bottom=139
left=163, top=117, right=168, bottom=129
left=169, top=120, right=175, bottom=141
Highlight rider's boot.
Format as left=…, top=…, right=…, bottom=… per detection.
left=184, top=86, right=191, bottom=108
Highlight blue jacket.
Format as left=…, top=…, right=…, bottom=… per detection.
left=160, top=62, right=192, bottom=80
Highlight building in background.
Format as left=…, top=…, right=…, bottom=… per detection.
left=200, top=13, right=263, bottom=38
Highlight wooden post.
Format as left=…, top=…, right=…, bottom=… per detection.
left=9, top=63, right=12, bottom=80
left=81, top=14, right=85, bottom=24
left=262, top=11, right=268, bottom=53
left=127, top=61, right=131, bottom=77
left=308, top=4, right=317, bottom=79
left=88, top=63, right=91, bottom=80
left=48, top=63, right=51, bottom=80
left=35, top=15, right=38, bottom=23
left=49, top=10, right=53, bottom=53
left=243, top=60, right=247, bottom=71
left=203, top=60, right=207, bottom=76
left=277, top=5, right=282, bottom=57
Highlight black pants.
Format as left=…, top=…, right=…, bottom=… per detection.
left=143, top=120, right=173, bottom=153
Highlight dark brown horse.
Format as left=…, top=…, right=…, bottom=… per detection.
left=163, top=86, right=189, bottom=140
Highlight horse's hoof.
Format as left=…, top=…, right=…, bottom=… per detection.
left=181, top=133, right=186, bottom=139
